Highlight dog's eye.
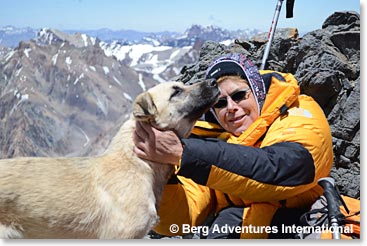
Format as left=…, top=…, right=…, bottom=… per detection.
left=170, top=86, right=183, bottom=99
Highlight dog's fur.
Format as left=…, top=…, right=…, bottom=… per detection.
left=0, top=80, right=219, bottom=239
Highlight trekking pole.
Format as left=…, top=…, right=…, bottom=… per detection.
left=260, top=0, right=284, bottom=70
left=260, top=0, right=295, bottom=70
left=318, top=177, right=346, bottom=239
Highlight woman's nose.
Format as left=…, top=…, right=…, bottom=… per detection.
left=226, top=96, right=238, bottom=112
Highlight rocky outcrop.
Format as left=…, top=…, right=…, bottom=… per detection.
left=177, top=11, right=360, bottom=198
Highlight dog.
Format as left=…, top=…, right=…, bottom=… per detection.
left=0, top=79, right=219, bottom=239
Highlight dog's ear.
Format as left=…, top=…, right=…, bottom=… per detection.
left=133, top=92, right=157, bottom=122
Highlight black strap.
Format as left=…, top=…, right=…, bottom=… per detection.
left=286, top=0, right=295, bottom=18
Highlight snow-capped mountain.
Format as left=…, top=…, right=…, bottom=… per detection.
left=99, top=40, right=197, bottom=83
left=0, top=29, right=157, bottom=158
left=0, top=25, right=262, bottom=158
left=1, top=25, right=261, bottom=83
left=0, top=25, right=261, bottom=48
left=162, top=24, right=261, bottom=47
left=95, top=24, right=261, bottom=83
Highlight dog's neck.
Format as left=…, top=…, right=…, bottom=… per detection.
left=103, top=116, right=174, bottom=207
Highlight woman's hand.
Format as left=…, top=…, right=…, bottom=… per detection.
left=133, top=121, right=183, bottom=165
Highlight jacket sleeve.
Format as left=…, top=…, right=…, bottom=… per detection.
left=178, top=139, right=314, bottom=202
left=179, top=139, right=314, bottom=186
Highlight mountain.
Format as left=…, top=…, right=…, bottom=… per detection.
left=159, top=25, right=261, bottom=47
left=96, top=25, right=261, bottom=83
left=64, top=28, right=154, bottom=43
left=0, top=25, right=261, bottom=84
left=0, top=29, right=158, bottom=158
left=100, top=40, right=198, bottom=83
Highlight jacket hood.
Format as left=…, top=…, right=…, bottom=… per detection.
left=205, top=53, right=266, bottom=113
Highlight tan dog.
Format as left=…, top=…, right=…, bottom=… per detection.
left=0, top=79, right=219, bottom=239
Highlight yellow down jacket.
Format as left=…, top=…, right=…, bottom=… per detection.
left=153, top=70, right=334, bottom=239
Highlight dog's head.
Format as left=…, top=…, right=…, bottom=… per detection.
left=133, top=79, right=219, bottom=138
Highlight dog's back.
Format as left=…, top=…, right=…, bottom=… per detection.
left=0, top=156, right=98, bottom=238
left=0, top=119, right=169, bottom=238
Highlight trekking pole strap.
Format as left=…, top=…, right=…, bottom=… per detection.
left=286, top=0, right=295, bottom=18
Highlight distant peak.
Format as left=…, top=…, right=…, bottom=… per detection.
left=35, top=28, right=96, bottom=47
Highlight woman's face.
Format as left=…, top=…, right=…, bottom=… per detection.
left=214, top=76, right=259, bottom=136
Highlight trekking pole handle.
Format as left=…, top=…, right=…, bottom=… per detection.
left=318, top=177, right=344, bottom=239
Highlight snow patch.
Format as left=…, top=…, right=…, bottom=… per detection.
left=73, top=73, right=84, bottom=85
left=220, top=39, right=234, bottom=46
left=129, top=44, right=170, bottom=66
left=138, top=73, right=146, bottom=91
left=10, top=90, right=29, bottom=116
left=52, top=53, right=59, bottom=65
left=81, top=34, right=89, bottom=47
left=4, top=50, right=15, bottom=62
left=23, top=48, right=32, bottom=58
left=15, top=67, right=23, bottom=77
left=123, top=92, right=132, bottom=102
left=102, top=66, right=110, bottom=75
left=113, top=76, right=122, bottom=86
left=153, top=74, right=167, bottom=83
left=65, top=57, right=72, bottom=69
left=75, top=126, right=90, bottom=147
left=96, top=95, right=108, bottom=116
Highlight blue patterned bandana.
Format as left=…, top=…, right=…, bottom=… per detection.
left=205, top=53, right=266, bottom=114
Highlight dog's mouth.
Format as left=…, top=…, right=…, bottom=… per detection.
left=142, top=80, right=220, bottom=138
left=190, top=86, right=220, bottom=117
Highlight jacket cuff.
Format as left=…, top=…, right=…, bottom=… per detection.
left=176, top=138, right=220, bottom=185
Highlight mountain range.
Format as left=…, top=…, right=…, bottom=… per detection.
left=0, top=25, right=261, bottom=48
left=0, top=24, right=262, bottom=158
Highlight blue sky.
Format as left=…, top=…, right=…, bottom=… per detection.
left=0, top=0, right=361, bottom=34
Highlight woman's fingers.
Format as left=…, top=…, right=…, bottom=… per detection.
left=133, top=121, right=182, bottom=165
left=139, top=121, right=156, bottom=139
left=133, top=145, right=148, bottom=159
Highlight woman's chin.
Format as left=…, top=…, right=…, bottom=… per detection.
left=231, top=123, right=252, bottom=136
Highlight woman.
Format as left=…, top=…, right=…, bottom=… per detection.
left=133, top=53, right=333, bottom=239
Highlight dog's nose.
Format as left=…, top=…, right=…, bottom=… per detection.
left=207, top=78, right=217, bottom=87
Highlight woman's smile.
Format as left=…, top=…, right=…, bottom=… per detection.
left=228, top=114, right=247, bottom=124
